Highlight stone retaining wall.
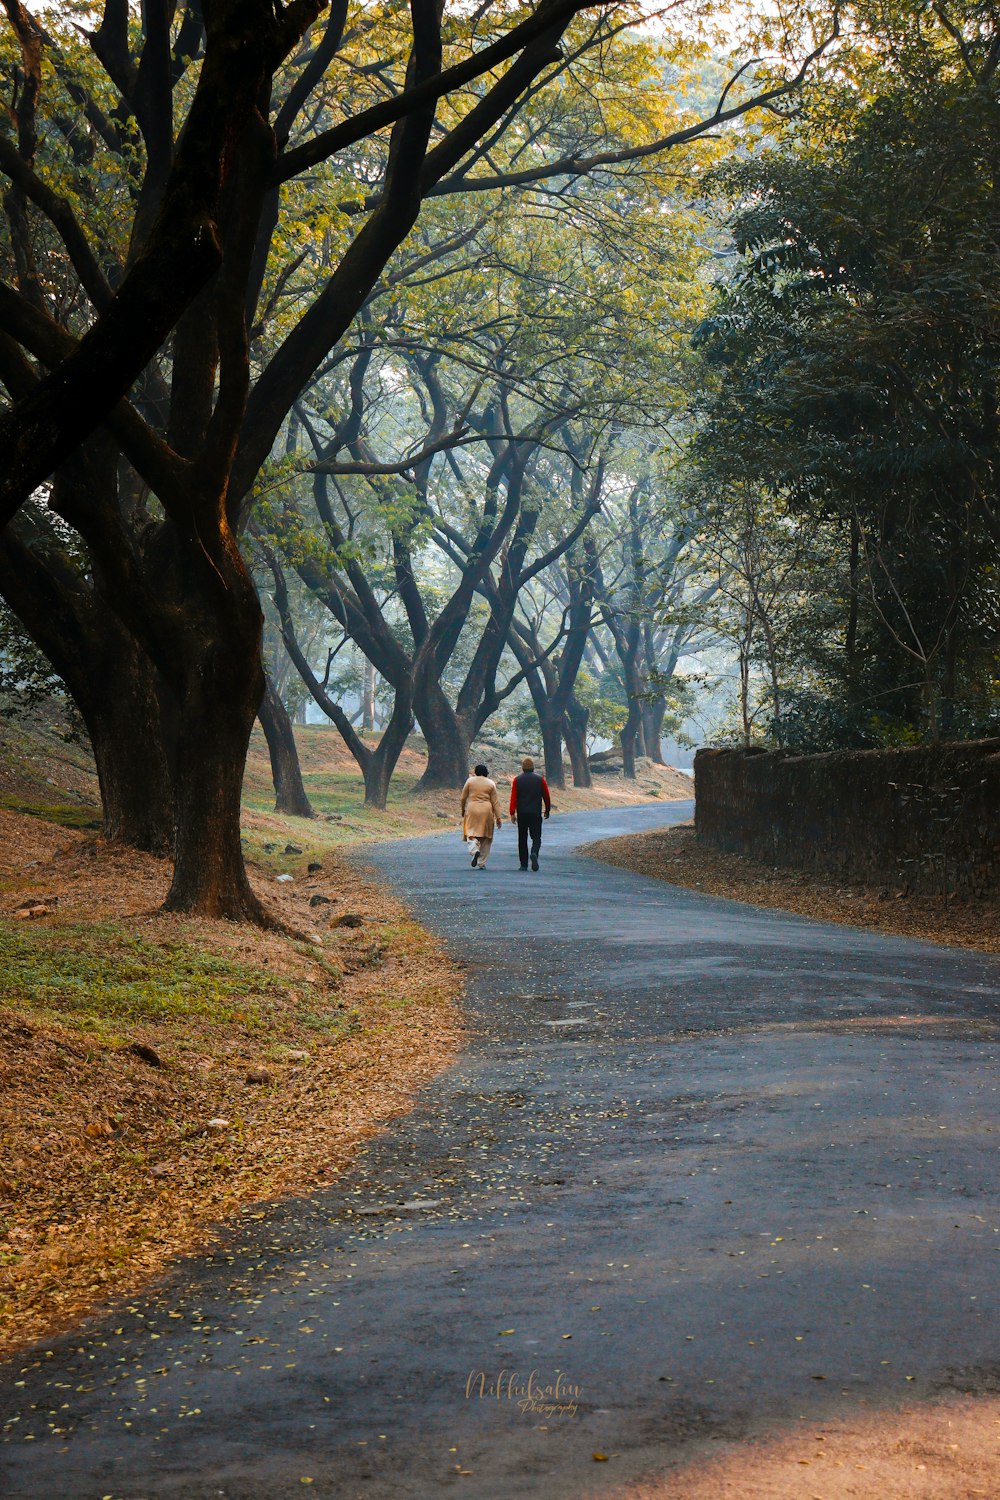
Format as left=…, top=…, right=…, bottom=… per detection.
left=694, top=741, right=1000, bottom=898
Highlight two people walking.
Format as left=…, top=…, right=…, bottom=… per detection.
left=460, top=757, right=551, bottom=872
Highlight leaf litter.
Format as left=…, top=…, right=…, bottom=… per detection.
left=0, top=808, right=462, bottom=1359
left=585, top=823, right=1000, bottom=958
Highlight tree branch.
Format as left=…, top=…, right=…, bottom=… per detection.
left=273, top=0, right=589, bottom=183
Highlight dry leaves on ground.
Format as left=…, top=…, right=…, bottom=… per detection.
left=585, top=823, right=1000, bottom=955
left=0, top=810, right=462, bottom=1360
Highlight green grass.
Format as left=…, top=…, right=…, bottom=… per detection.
left=0, top=921, right=298, bottom=1036
left=0, top=795, right=101, bottom=829
left=241, top=765, right=425, bottom=821
left=298, top=1006, right=357, bottom=1036
left=240, top=759, right=459, bottom=866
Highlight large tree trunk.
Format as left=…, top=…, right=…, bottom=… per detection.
left=641, top=700, right=666, bottom=764
left=634, top=716, right=649, bottom=759
left=258, top=673, right=315, bottom=818
left=0, top=527, right=175, bottom=853
left=621, top=699, right=642, bottom=780
left=619, top=624, right=644, bottom=779
left=362, top=657, right=377, bottom=733
left=86, top=648, right=176, bottom=854
left=539, top=711, right=565, bottom=790
left=564, top=698, right=592, bottom=788
left=165, top=654, right=267, bottom=919
left=161, top=561, right=269, bottom=922
left=412, top=675, right=468, bottom=790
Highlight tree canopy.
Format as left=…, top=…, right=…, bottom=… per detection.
left=688, top=0, right=1000, bottom=746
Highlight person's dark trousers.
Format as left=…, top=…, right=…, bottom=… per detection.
left=517, top=813, right=543, bottom=869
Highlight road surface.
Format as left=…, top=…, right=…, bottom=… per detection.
left=3, top=800, right=1000, bottom=1498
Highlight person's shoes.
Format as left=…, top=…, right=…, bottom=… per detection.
left=519, top=864, right=528, bottom=872
left=530, top=855, right=539, bottom=871
left=471, top=849, right=479, bottom=867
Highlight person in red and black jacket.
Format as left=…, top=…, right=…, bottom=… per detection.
left=509, top=756, right=551, bottom=871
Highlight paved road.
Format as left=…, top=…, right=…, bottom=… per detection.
left=3, top=801, right=1000, bottom=1499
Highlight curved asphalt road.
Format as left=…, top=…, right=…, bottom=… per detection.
left=3, top=801, right=1000, bottom=1499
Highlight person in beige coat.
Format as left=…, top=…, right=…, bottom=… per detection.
left=460, top=763, right=504, bottom=869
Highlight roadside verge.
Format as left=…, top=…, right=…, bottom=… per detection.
left=583, top=821, right=1000, bottom=955
left=0, top=809, right=462, bottom=1360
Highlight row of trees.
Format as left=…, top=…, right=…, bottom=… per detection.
left=23, top=0, right=996, bottom=909
left=248, top=212, right=717, bottom=806
left=0, top=0, right=835, bottom=920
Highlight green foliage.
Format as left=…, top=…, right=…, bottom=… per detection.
left=0, top=603, right=81, bottom=739
left=7, top=0, right=956, bottom=803
left=690, top=1, right=1000, bottom=745
left=576, top=670, right=629, bottom=747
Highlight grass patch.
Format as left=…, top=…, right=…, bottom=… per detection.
left=298, top=1006, right=357, bottom=1036
left=240, top=772, right=415, bottom=831
left=0, top=796, right=101, bottom=829
left=240, top=761, right=460, bottom=862
left=0, top=921, right=297, bottom=1036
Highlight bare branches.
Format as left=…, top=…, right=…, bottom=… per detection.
left=88, top=0, right=135, bottom=102
left=306, top=426, right=478, bottom=476
left=274, top=0, right=352, bottom=147
left=0, top=278, right=187, bottom=498
left=425, top=17, right=842, bottom=200
left=273, top=0, right=590, bottom=183
left=2, top=0, right=42, bottom=161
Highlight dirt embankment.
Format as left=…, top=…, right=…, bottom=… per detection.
left=0, top=807, right=462, bottom=1360
left=584, top=822, right=1000, bottom=955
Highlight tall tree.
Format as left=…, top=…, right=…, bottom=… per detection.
left=690, top=0, right=1000, bottom=744
left=592, top=463, right=718, bottom=775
